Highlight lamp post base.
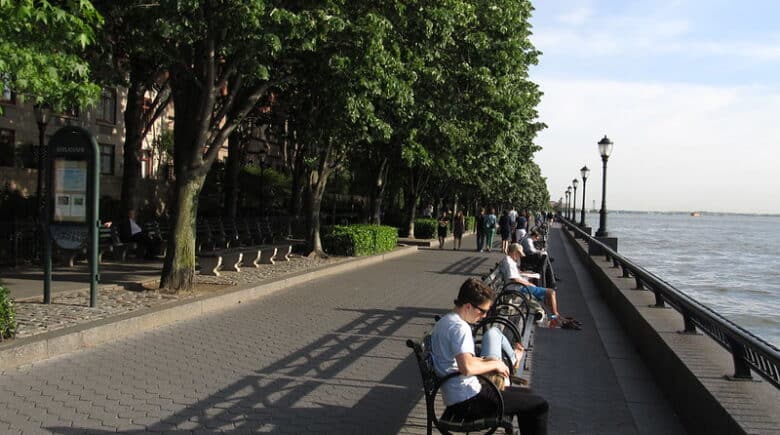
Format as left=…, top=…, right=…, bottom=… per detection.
left=588, top=236, right=618, bottom=256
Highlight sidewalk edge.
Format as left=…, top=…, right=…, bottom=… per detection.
left=0, top=245, right=418, bottom=371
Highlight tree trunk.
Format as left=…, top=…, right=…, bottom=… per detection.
left=223, top=131, right=241, bottom=218
left=368, top=157, right=389, bottom=224
left=403, top=168, right=428, bottom=238
left=160, top=176, right=204, bottom=290
left=304, top=168, right=330, bottom=256
left=120, top=78, right=145, bottom=218
left=304, top=144, right=334, bottom=256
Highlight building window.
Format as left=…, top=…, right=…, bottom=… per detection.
left=97, top=89, right=117, bottom=124
left=99, top=143, right=115, bottom=175
left=0, top=129, right=15, bottom=167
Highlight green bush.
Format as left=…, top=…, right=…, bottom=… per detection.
left=0, top=285, right=17, bottom=340
left=414, top=218, right=437, bottom=239
left=323, top=224, right=398, bottom=256
left=465, top=216, right=475, bottom=232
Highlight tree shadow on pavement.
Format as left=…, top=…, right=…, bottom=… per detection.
left=46, top=306, right=447, bottom=434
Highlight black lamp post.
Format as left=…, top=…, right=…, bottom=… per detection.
left=566, top=186, right=572, bottom=220
left=259, top=150, right=269, bottom=217
left=34, top=105, right=50, bottom=209
left=595, top=135, right=614, bottom=237
left=34, top=104, right=52, bottom=304
left=580, top=165, right=590, bottom=226
left=572, top=178, right=579, bottom=224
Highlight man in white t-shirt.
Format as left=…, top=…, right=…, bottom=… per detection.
left=430, top=278, right=549, bottom=434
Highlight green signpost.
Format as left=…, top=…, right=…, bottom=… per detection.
left=44, top=127, right=100, bottom=307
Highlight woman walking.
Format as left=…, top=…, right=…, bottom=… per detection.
left=437, top=211, right=449, bottom=249
left=499, top=209, right=511, bottom=254
left=453, top=210, right=465, bottom=250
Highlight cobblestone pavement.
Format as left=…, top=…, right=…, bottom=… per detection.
left=0, top=244, right=498, bottom=434
left=11, top=255, right=347, bottom=339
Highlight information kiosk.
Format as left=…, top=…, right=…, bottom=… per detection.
left=44, top=127, right=100, bottom=307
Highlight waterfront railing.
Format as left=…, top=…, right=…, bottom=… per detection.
left=561, top=218, right=780, bottom=390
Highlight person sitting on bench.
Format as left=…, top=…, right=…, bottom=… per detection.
left=519, top=231, right=556, bottom=288
left=119, top=209, right=159, bottom=260
left=501, top=243, right=578, bottom=329
left=430, top=278, right=549, bottom=435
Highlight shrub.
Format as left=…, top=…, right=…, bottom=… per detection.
left=465, top=216, right=475, bottom=232
left=323, top=224, right=398, bottom=256
left=0, top=285, right=17, bottom=341
left=414, top=218, right=437, bottom=239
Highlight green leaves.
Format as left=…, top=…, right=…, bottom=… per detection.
left=0, top=0, right=102, bottom=110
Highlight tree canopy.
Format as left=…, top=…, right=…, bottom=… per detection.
left=0, top=0, right=102, bottom=109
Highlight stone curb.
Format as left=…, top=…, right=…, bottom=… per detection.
left=0, top=245, right=418, bottom=371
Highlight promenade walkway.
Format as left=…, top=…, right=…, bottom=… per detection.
left=0, top=228, right=686, bottom=434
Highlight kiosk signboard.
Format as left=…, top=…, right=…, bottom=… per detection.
left=45, top=126, right=101, bottom=306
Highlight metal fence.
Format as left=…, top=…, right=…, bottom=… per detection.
left=0, top=219, right=39, bottom=267
left=561, top=218, right=780, bottom=390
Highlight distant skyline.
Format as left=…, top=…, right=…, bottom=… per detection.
left=530, top=1, right=780, bottom=214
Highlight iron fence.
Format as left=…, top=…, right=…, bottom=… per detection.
left=561, top=218, right=780, bottom=390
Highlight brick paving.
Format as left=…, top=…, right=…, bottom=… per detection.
left=0, top=231, right=687, bottom=434
left=6, top=255, right=347, bottom=338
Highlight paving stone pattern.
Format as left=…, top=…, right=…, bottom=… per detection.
left=11, top=255, right=347, bottom=339
left=0, top=245, right=497, bottom=434
left=0, top=231, right=687, bottom=434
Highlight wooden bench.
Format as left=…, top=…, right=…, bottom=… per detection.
left=406, top=334, right=513, bottom=435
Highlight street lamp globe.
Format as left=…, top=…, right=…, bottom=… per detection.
left=580, top=165, right=590, bottom=181
left=598, top=135, right=613, bottom=159
left=579, top=165, right=590, bottom=227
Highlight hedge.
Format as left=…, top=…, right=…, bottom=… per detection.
left=323, top=224, right=398, bottom=256
left=0, top=285, right=16, bottom=341
left=465, top=216, right=475, bottom=232
left=414, top=218, right=438, bottom=239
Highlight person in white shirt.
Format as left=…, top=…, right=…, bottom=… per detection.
left=430, top=278, right=549, bottom=434
left=119, top=209, right=159, bottom=260
left=501, top=243, right=577, bottom=328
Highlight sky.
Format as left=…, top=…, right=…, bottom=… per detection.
left=529, top=0, right=780, bottom=214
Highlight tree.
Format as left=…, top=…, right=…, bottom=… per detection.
left=105, top=1, right=336, bottom=291
left=0, top=0, right=102, bottom=109
left=278, top=1, right=415, bottom=255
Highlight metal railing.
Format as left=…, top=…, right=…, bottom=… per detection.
left=561, top=218, right=780, bottom=390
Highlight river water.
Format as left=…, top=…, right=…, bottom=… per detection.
left=582, top=212, right=780, bottom=348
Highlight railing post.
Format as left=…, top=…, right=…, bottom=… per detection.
left=681, top=308, right=697, bottom=333
left=652, top=289, right=665, bottom=307
left=612, top=258, right=620, bottom=268
left=727, top=337, right=753, bottom=380
left=635, top=277, right=644, bottom=290
left=622, top=265, right=631, bottom=278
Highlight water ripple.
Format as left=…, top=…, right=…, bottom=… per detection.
left=603, top=212, right=780, bottom=347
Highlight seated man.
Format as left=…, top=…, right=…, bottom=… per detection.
left=501, top=243, right=578, bottom=328
left=431, top=278, right=549, bottom=435
left=119, top=209, right=160, bottom=260
left=519, top=231, right=556, bottom=289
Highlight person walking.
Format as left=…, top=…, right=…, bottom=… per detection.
left=437, top=211, right=449, bottom=249
left=476, top=208, right=486, bottom=251
left=453, top=210, right=465, bottom=250
left=484, top=208, right=497, bottom=252
left=499, top=209, right=511, bottom=254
